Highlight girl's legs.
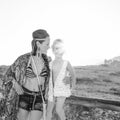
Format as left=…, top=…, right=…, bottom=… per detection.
left=56, top=97, right=66, bottom=120
left=17, top=108, right=29, bottom=120
left=46, top=101, right=54, bottom=120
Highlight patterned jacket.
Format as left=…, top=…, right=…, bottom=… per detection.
left=2, top=52, right=50, bottom=120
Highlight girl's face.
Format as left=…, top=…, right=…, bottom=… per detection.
left=36, top=37, right=50, bottom=54
left=52, top=42, right=64, bottom=57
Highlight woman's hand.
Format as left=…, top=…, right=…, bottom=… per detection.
left=63, top=76, right=71, bottom=85
left=13, top=80, right=24, bottom=95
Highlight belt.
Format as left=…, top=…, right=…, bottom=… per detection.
left=24, top=91, right=41, bottom=96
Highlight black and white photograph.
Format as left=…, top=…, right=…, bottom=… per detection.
left=0, top=0, right=120, bottom=120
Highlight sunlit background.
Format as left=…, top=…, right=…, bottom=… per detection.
left=0, top=0, right=120, bottom=66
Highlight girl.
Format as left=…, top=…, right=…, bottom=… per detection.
left=47, top=39, right=76, bottom=120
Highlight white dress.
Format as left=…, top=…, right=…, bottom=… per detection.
left=48, top=60, right=71, bottom=102
left=53, top=60, right=71, bottom=97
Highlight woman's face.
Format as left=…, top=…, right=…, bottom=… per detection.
left=36, top=37, right=50, bottom=54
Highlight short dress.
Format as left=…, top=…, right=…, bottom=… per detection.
left=48, top=60, right=71, bottom=102
left=53, top=60, right=71, bottom=97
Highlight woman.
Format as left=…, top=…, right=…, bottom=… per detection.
left=2, top=29, right=51, bottom=120
left=47, top=39, right=76, bottom=120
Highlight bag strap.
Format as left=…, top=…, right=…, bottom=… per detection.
left=48, top=62, right=54, bottom=102
left=27, top=56, right=32, bottom=67
left=31, top=56, right=45, bottom=104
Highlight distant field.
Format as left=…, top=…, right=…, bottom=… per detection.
left=73, top=63, right=120, bottom=101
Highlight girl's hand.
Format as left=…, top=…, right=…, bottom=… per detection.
left=63, top=71, right=71, bottom=85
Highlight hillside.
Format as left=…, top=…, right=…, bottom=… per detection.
left=74, top=62, right=120, bottom=101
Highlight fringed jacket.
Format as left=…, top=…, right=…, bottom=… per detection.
left=2, top=52, right=50, bottom=120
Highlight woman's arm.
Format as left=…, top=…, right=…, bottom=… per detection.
left=3, top=56, right=24, bottom=95
left=66, top=61, right=76, bottom=89
left=3, top=65, right=16, bottom=93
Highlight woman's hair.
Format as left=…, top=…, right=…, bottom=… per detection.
left=31, top=29, right=49, bottom=56
left=31, top=40, right=37, bottom=56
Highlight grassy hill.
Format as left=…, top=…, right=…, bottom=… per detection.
left=73, top=61, right=120, bottom=101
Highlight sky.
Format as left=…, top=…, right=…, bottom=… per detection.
left=0, top=0, right=120, bottom=66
